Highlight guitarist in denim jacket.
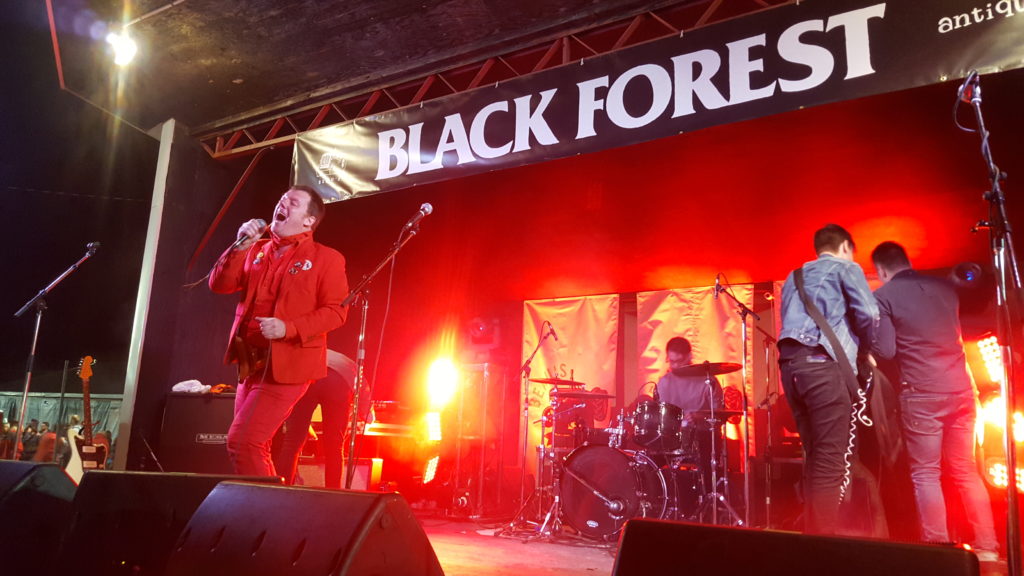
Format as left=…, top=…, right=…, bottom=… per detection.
left=210, top=185, right=349, bottom=477
left=777, top=224, right=878, bottom=535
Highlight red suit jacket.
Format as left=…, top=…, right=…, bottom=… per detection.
left=210, top=237, right=349, bottom=384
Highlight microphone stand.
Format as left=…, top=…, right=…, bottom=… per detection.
left=497, top=324, right=553, bottom=536
left=959, top=71, right=1022, bottom=573
left=341, top=225, right=421, bottom=489
left=12, top=243, right=98, bottom=460
left=716, top=284, right=759, bottom=527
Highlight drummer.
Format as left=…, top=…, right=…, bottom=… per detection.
left=655, top=337, right=725, bottom=414
left=655, top=336, right=727, bottom=502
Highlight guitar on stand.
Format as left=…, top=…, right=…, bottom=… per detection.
left=66, top=356, right=109, bottom=483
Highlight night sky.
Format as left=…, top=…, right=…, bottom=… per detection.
left=2, top=5, right=157, bottom=395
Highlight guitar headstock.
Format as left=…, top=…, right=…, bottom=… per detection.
left=77, top=356, right=96, bottom=380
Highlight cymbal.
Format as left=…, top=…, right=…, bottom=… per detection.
left=687, top=409, right=745, bottom=420
left=529, top=377, right=585, bottom=386
left=672, top=361, right=742, bottom=377
left=551, top=390, right=613, bottom=399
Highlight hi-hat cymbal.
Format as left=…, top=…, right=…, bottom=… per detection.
left=551, top=390, right=613, bottom=399
left=672, top=361, right=742, bottom=377
left=529, top=377, right=585, bottom=386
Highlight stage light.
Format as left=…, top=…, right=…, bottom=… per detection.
left=105, top=30, right=137, bottom=66
left=976, top=336, right=1005, bottom=384
left=977, top=393, right=1024, bottom=492
left=979, top=395, right=1024, bottom=443
left=423, top=456, right=440, bottom=484
left=986, top=461, right=1024, bottom=493
left=427, top=357, right=459, bottom=410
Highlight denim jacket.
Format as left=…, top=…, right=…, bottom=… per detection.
left=779, top=254, right=879, bottom=374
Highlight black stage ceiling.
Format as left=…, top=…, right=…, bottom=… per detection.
left=48, top=0, right=782, bottom=135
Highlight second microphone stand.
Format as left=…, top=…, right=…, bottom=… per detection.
left=715, top=280, right=759, bottom=527
left=342, top=224, right=422, bottom=489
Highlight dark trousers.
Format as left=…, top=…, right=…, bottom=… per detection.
left=779, top=352, right=855, bottom=535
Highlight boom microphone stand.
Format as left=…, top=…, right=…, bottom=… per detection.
left=12, top=242, right=98, bottom=460
left=956, top=71, right=1022, bottom=574
left=341, top=207, right=429, bottom=489
left=715, top=277, right=759, bottom=527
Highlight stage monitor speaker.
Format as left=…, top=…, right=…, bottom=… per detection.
left=160, top=392, right=236, bottom=474
left=613, top=519, right=979, bottom=576
left=56, top=471, right=281, bottom=575
left=163, top=482, right=444, bottom=576
left=0, top=461, right=77, bottom=574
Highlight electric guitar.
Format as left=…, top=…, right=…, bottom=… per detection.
left=65, top=356, right=109, bottom=483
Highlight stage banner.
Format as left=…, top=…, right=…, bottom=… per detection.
left=637, top=285, right=755, bottom=450
left=293, top=0, right=1024, bottom=201
left=522, top=294, right=619, bottom=473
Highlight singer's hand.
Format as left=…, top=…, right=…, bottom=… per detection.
left=235, top=219, right=265, bottom=250
left=255, top=316, right=286, bottom=340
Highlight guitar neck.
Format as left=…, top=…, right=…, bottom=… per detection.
left=81, top=376, right=94, bottom=445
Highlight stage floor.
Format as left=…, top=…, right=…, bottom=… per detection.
left=419, top=516, right=617, bottom=576
left=417, top=515, right=1012, bottom=576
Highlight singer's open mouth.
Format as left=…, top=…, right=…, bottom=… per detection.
left=275, top=211, right=286, bottom=221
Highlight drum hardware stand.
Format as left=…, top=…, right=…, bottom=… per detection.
left=695, top=415, right=744, bottom=526
left=532, top=468, right=566, bottom=540
left=497, top=323, right=556, bottom=537
left=525, top=399, right=589, bottom=541
left=695, top=363, right=744, bottom=527
left=495, top=445, right=548, bottom=539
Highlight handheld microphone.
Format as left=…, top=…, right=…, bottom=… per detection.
left=232, top=219, right=267, bottom=250
left=958, top=70, right=980, bottom=104
left=404, top=203, right=433, bottom=230
left=714, top=274, right=721, bottom=300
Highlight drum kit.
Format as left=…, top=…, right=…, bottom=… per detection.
left=520, top=362, right=745, bottom=542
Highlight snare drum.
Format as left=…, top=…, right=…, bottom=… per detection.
left=631, top=400, right=683, bottom=451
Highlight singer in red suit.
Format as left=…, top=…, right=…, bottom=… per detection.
left=209, top=185, right=349, bottom=477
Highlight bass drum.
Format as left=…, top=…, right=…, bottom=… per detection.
left=559, top=446, right=667, bottom=540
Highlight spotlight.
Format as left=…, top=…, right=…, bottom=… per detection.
left=105, top=30, right=137, bottom=66
left=426, top=358, right=459, bottom=410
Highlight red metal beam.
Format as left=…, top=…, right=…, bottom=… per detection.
left=186, top=147, right=272, bottom=272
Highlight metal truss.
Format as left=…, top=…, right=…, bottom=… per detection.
left=196, top=0, right=792, bottom=160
